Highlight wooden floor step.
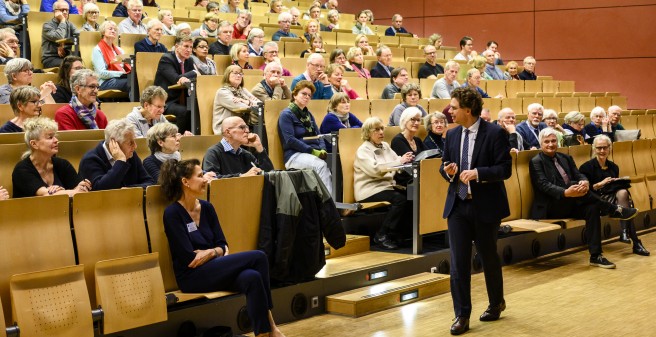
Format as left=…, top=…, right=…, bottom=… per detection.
left=324, top=234, right=370, bottom=259
left=326, top=272, right=450, bottom=317
left=502, top=219, right=562, bottom=233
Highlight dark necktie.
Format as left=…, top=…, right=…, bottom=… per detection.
left=532, top=126, right=539, bottom=138
left=458, top=129, right=470, bottom=200
left=553, top=157, right=571, bottom=185
left=180, top=61, right=184, bottom=74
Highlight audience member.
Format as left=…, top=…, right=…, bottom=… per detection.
left=81, top=3, right=100, bottom=31
left=322, top=0, right=338, bottom=10
left=269, top=0, right=282, bottom=14
left=389, top=83, right=426, bottom=125
left=504, top=61, right=520, bottom=80
left=485, top=41, right=503, bottom=65
left=530, top=128, right=637, bottom=269
left=153, top=33, right=197, bottom=133
left=585, top=106, right=613, bottom=140
left=55, top=69, right=107, bottom=130
left=607, top=105, right=624, bottom=131
left=189, top=37, right=216, bottom=75
left=480, top=108, right=491, bottom=122
left=259, top=42, right=291, bottom=76
left=0, top=58, right=56, bottom=104
left=431, top=60, right=460, bottom=99
left=370, top=45, right=394, bottom=78
left=159, top=9, right=177, bottom=35
left=289, top=7, right=301, bottom=26
left=247, top=28, right=265, bottom=56
left=391, top=107, right=426, bottom=186
left=355, top=34, right=375, bottom=56
left=423, top=112, right=447, bottom=153
left=562, top=111, right=590, bottom=144
left=0, top=86, right=42, bottom=133
left=42, top=0, right=79, bottom=68
left=272, top=12, right=297, bottom=41
left=462, top=68, right=493, bottom=98
left=176, top=23, right=192, bottom=36
left=143, top=123, right=186, bottom=181
left=159, top=158, right=286, bottom=337
left=497, top=108, right=528, bottom=152
left=195, top=0, right=209, bottom=7
left=381, top=67, right=408, bottom=99
left=112, top=0, right=128, bottom=17
left=519, top=56, right=537, bottom=80
left=251, top=62, right=291, bottom=102
left=1, top=0, right=28, bottom=24
left=12, top=117, right=91, bottom=197
left=230, top=42, right=253, bottom=69
left=354, top=117, right=413, bottom=250
left=428, top=33, right=443, bottom=49
left=0, top=29, right=20, bottom=62
left=205, top=0, right=219, bottom=13
left=384, top=14, right=415, bottom=37
left=93, top=20, right=132, bottom=96
left=352, top=10, right=373, bottom=35
left=347, top=46, right=370, bottom=78
left=41, top=0, right=78, bottom=14
left=192, top=13, right=219, bottom=38
left=53, top=56, right=85, bottom=104
left=300, top=33, right=325, bottom=58
left=219, top=0, right=241, bottom=13
left=278, top=80, right=332, bottom=195
left=117, top=0, right=146, bottom=34
left=454, top=36, right=475, bottom=62
left=469, top=55, right=492, bottom=80
left=542, top=108, right=565, bottom=138
left=325, top=63, right=358, bottom=99
left=302, top=19, right=320, bottom=43
left=417, top=45, right=444, bottom=79
left=579, top=135, right=649, bottom=256
left=203, top=116, right=273, bottom=177
left=290, top=53, right=332, bottom=99
left=126, top=85, right=169, bottom=137
left=326, top=9, right=339, bottom=31
left=0, top=185, right=8, bottom=200
left=79, top=118, right=155, bottom=190
left=213, top=65, right=260, bottom=135
left=320, top=92, right=362, bottom=150
left=208, top=20, right=233, bottom=55
left=482, top=49, right=505, bottom=80
left=330, top=49, right=352, bottom=71
left=515, top=103, right=546, bottom=149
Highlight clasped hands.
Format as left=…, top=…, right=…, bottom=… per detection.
left=444, top=162, right=477, bottom=184
left=564, top=180, right=589, bottom=197
left=188, top=246, right=229, bottom=268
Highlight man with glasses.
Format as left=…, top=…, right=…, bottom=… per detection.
left=258, top=42, right=291, bottom=76
left=384, top=14, right=415, bottom=37
left=55, top=69, right=108, bottom=130
left=251, top=62, right=291, bottom=102
left=454, top=36, right=475, bottom=62
left=431, top=60, right=460, bottom=99
left=118, top=0, right=146, bottom=34
left=290, top=53, right=331, bottom=99
left=154, top=34, right=198, bottom=133
left=519, top=56, right=537, bottom=80
left=418, top=44, right=444, bottom=79
left=272, top=12, right=297, bottom=41
left=607, top=105, right=625, bottom=131
left=370, top=45, right=394, bottom=78
left=41, top=0, right=78, bottom=14
left=381, top=67, right=408, bottom=99
left=0, top=28, right=20, bottom=62
left=516, top=103, right=546, bottom=149
left=209, top=20, right=233, bottom=55
left=203, top=116, right=273, bottom=178
left=42, top=0, right=79, bottom=68
left=497, top=107, right=528, bottom=152
left=134, top=19, right=167, bottom=53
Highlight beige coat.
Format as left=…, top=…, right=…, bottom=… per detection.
left=353, top=141, right=403, bottom=201
left=212, top=86, right=261, bottom=135
left=251, top=81, right=292, bottom=102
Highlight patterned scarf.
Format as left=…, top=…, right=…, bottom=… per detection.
left=70, top=95, right=98, bottom=129
left=329, top=110, right=350, bottom=128
left=4, top=0, right=20, bottom=16
left=154, top=151, right=181, bottom=163
left=288, top=102, right=315, bottom=136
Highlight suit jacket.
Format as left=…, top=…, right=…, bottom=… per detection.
left=515, top=121, right=547, bottom=149
left=370, top=62, right=393, bottom=78
left=529, top=151, right=588, bottom=219
left=439, top=119, right=512, bottom=221
left=153, top=52, right=198, bottom=105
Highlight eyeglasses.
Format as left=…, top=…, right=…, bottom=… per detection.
left=310, top=63, right=324, bottom=69
left=231, top=72, right=244, bottom=77
left=228, top=124, right=249, bottom=131
left=373, top=126, right=384, bottom=132
left=27, top=99, right=43, bottom=105
left=82, top=84, right=100, bottom=90
left=409, top=117, right=421, bottom=123
left=266, top=50, right=279, bottom=55
left=196, top=45, right=208, bottom=49
left=431, top=120, right=446, bottom=125
left=88, top=11, right=99, bottom=14
left=55, top=8, right=69, bottom=12
left=595, top=146, right=609, bottom=150
left=20, top=68, right=34, bottom=73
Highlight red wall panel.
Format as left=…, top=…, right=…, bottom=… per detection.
left=536, top=0, right=656, bottom=11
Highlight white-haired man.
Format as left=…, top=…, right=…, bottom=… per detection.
left=272, top=12, right=297, bottom=41
left=117, top=0, right=146, bottom=34
left=515, top=103, right=546, bottom=149
left=290, top=53, right=331, bottom=99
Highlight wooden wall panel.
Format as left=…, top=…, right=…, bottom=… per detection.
left=423, top=0, right=534, bottom=16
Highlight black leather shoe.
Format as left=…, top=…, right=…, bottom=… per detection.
left=479, top=300, right=506, bottom=321
left=619, top=229, right=631, bottom=244
left=373, top=233, right=398, bottom=250
left=633, top=242, right=650, bottom=256
left=450, top=316, right=469, bottom=335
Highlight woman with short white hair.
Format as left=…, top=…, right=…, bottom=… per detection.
left=584, top=106, right=612, bottom=140
left=562, top=111, right=591, bottom=144
left=158, top=9, right=177, bottom=35
left=92, top=20, right=131, bottom=95
left=390, top=107, right=426, bottom=186
left=81, top=2, right=101, bottom=31
left=247, top=28, right=265, bottom=56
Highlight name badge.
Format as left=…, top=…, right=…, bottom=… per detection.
left=186, top=222, right=198, bottom=233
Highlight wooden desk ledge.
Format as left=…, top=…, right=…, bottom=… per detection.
left=502, top=219, right=562, bottom=233
left=170, top=289, right=237, bottom=303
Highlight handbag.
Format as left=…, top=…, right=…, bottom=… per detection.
left=599, top=178, right=632, bottom=195
left=614, top=129, right=641, bottom=141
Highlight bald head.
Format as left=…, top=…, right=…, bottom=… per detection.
left=222, top=116, right=246, bottom=134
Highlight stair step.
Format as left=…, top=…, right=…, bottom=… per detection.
left=326, top=272, right=450, bottom=317
left=316, top=251, right=420, bottom=279
left=324, top=234, right=370, bottom=259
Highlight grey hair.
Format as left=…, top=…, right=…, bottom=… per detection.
left=538, top=127, right=559, bottom=145
left=361, top=116, right=384, bottom=141
left=146, top=18, right=163, bottom=32
left=527, top=102, right=544, bottom=114
left=306, top=53, right=324, bottom=65
left=263, top=41, right=278, bottom=52
left=376, top=44, right=390, bottom=57
left=278, top=12, right=292, bottom=22
left=497, top=107, right=514, bottom=120
left=140, top=85, right=168, bottom=106
left=543, top=108, right=558, bottom=121
left=23, top=117, right=59, bottom=159
left=98, top=20, right=117, bottom=38
left=399, top=107, right=422, bottom=132
left=146, top=122, right=178, bottom=153
left=70, top=69, right=97, bottom=93
left=564, top=111, right=585, bottom=125
left=327, top=9, right=339, bottom=22
left=83, top=3, right=100, bottom=18
left=263, top=61, right=282, bottom=74
left=444, top=60, right=459, bottom=71
left=592, top=134, right=612, bottom=149
left=424, top=111, right=447, bottom=130
left=237, top=9, right=252, bottom=21
left=157, top=9, right=171, bottom=20
left=10, top=85, right=40, bottom=115
left=104, top=118, right=137, bottom=143
left=127, top=0, right=143, bottom=10
left=247, top=28, right=264, bottom=43
left=4, top=58, right=32, bottom=84
left=590, top=106, right=606, bottom=119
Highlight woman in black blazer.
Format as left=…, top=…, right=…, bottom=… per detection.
left=579, top=135, right=649, bottom=256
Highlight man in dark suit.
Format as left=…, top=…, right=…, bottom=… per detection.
left=439, top=87, right=511, bottom=335
left=515, top=103, right=546, bottom=149
left=370, top=45, right=394, bottom=78
left=153, top=34, right=198, bottom=133
left=529, top=128, right=637, bottom=269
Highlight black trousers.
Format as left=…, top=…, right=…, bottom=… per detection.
left=448, top=198, right=504, bottom=318
left=360, top=189, right=410, bottom=235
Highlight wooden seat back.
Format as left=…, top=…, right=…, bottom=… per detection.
left=180, top=134, right=222, bottom=161
left=57, top=139, right=102, bottom=170
left=136, top=52, right=165, bottom=94
left=10, top=265, right=93, bottom=337
left=568, top=144, right=592, bottom=168
left=95, top=253, right=167, bottom=334
left=516, top=150, right=540, bottom=219
left=337, top=127, right=362, bottom=203
left=502, top=151, right=521, bottom=221
left=144, top=185, right=179, bottom=292
left=0, top=195, right=74, bottom=324
left=27, top=12, right=52, bottom=69
left=264, top=99, right=289, bottom=169
left=99, top=102, right=138, bottom=122
left=632, top=139, right=654, bottom=176
left=0, top=143, right=25, bottom=197
left=419, top=158, right=448, bottom=234
left=636, top=115, right=655, bottom=139
left=79, top=31, right=102, bottom=71
left=118, top=33, right=147, bottom=56
left=196, top=75, right=223, bottom=135
left=72, top=188, right=149, bottom=306
left=208, top=176, right=264, bottom=253
left=612, top=141, right=636, bottom=177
